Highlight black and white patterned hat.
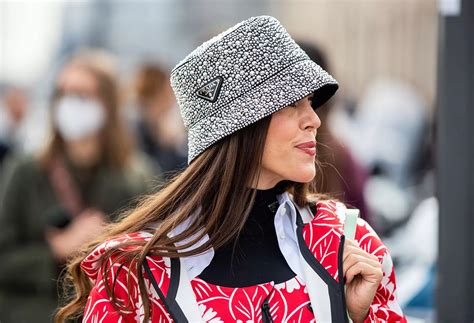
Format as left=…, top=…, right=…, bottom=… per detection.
left=171, top=16, right=338, bottom=163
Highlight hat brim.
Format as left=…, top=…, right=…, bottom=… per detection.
left=188, top=59, right=338, bottom=163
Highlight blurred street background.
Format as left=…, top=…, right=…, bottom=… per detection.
left=0, top=0, right=472, bottom=322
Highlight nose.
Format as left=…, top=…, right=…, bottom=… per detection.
left=301, top=102, right=321, bottom=134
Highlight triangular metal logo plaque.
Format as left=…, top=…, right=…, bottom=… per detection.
left=196, top=77, right=223, bottom=103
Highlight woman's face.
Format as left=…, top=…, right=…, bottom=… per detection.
left=55, top=64, right=104, bottom=168
left=258, top=94, right=321, bottom=189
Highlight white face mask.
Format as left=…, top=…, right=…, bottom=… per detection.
left=54, top=96, right=106, bottom=141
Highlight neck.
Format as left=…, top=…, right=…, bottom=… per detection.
left=199, top=181, right=295, bottom=286
left=250, top=180, right=288, bottom=195
left=252, top=171, right=285, bottom=189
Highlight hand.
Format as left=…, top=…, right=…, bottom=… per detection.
left=343, top=239, right=383, bottom=323
left=46, top=209, right=106, bottom=262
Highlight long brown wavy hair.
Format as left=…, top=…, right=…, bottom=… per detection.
left=55, top=113, right=325, bottom=322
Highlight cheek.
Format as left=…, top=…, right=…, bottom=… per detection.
left=262, top=140, right=316, bottom=183
left=263, top=118, right=294, bottom=162
left=261, top=140, right=286, bottom=176
left=262, top=117, right=316, bottom=182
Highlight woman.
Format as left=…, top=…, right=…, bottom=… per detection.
left=0, top=50, right=153, bottom=323
left=57, top=17, right=406, bottom=322
left=132, top=63, right=187, bottom=176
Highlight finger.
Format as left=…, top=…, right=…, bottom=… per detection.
left=344, top=249, right=380, bottom=267
left=343, top=241, right=380, bottom=263
left=344, top=238, right=360, bottom=247
left=343, top=244, right=365, bottom=260
left=345, top=262, right=383, bottom=285
left=343, top=253, right=382, bottom=278
left=343, top=244, right=379, bottom=264
left=343, top=251, right=381, bottom=271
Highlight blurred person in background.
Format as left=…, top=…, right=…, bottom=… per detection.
left=0, top=49, right=154, bottom=323
left=332, top=79, right=436, bottom=315
left=132, top=63, right=187, bottom=177
left=340, top=79, right=430, bottom=234
left=298, top=42, right=371, bottom=224
left=0, top=86, right=29, bottom=170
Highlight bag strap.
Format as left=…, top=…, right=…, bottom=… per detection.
left=343, top=208, right=360, bottom=323
left=298, top=203, right=359, bottom=241
left=344, top=209, right=359, bottom=241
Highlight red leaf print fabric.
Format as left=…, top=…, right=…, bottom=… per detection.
left=81, top=232, right=172, bottom=322
left=302, top=201, right=344, bottom=281
left=81, top=200, right=406, bottom=322
left=302, top=200, right=406, bottom=322
left=190, top=275, right=314, bottom=323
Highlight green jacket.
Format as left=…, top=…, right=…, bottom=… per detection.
left=0, top=154, right=156, bottom=323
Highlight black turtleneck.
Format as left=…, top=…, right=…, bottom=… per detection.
left=199, top=183, right=296, bottom=287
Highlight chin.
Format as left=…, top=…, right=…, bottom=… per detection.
left=287, top=166, right=316, bottom=183
left=295, top=174, right=316, bottom=183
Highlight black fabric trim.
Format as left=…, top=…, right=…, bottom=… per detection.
left=338, top=235, right=350, bottom=323
left=295, top=206, right=348, bottom=323
left=142, top=257, right=188, bottom=322
left=295, top=208, right=340, bottom=291
left=167, top=258, right=181, bottom=301
left=167, top=258, right=188, bottom=322
left=142, top=258, right=176, bottom=321
left=261, top=298, right=274, bottom=323
left=328, top=288, right=347, bottom=323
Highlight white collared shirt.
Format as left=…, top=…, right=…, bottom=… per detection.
left=170, top=191, right=310, bottom=280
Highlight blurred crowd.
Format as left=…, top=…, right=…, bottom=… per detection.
left=0, top=9, right=436, bottom=323
left=0, top=49, right=189, bottom=322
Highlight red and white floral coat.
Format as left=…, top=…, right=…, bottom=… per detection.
left=81, top=194, right=406, bottom=322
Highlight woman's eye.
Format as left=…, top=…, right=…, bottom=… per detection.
left=289, top=102, right=298, bottom=108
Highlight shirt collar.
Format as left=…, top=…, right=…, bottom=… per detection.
left=168, top=208, right=215, bottom=279
left=170, top=191, right=305, bottom=279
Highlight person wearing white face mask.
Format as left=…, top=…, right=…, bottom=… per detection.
left=0, top=50, right=155, bottom=323
left=52, top=95, right=106, bottom=167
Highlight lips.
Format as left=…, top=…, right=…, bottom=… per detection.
left=296, top=141, right=316, bottom=149
left=296, top=141, right=317, bottom=156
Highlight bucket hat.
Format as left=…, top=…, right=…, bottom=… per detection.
left=171, top=15, right=338, bottom=163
